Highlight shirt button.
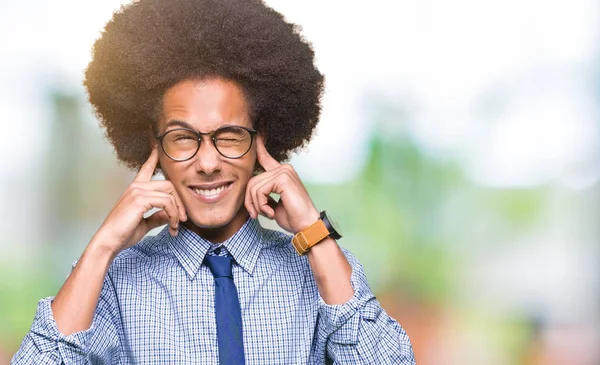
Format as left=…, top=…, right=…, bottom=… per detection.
left=214, top=247, right=222, bottom=255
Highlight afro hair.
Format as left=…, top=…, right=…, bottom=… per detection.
left=84, top=0, right=324, bottom=171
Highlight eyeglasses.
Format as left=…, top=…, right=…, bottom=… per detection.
left=156, top=126, right=257, bottom=161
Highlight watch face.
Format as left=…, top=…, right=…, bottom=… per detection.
left=321, top=211, right=342, bottom=239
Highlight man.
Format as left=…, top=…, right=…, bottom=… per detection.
left=13, top=0, right=415, bottom=363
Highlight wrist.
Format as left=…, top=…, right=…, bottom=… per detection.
left=87, top=234, right=120, bottom=263
left=293, top=208, right=320, bottom=234
left=292, top=210, right=342, bottom=255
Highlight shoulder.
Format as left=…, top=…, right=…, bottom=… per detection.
left=259, top=225, right=297, bottom=255
left=258, top=225, right=311, bottom=268
left=108, top=228, right=174, bottom=275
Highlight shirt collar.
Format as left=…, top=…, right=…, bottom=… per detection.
left=165, top=218, right=265, bottom=280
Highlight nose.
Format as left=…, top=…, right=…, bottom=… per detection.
left=193, top=138, right=221, bottom=175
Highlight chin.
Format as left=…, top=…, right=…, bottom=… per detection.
left=187, top=211, right=235, bottom=229
left=182, top=205, right=249, bottom=243
left=185, top=199, right=248, bottom=229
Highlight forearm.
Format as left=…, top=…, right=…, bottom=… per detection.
left=325, top=300, right=415, bottom=365
left=13, top=237, right=121, bottom=364
left=306, top=237, right=353, bottom=305
left=51, top=236, right=116, bottom=335
left=313, top=249, right=416, bottom=364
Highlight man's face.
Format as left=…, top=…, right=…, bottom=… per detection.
left=157, top=77, right=257, bottom=241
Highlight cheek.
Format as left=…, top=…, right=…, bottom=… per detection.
left=158, top=156, right=170, bottom=180
left=159, top=156, right=188, bottom=183
left=246, top=149, right=258, bottom=173
left=239, top=156, right=257, bottom=181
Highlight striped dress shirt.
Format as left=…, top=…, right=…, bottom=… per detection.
left=13, top=218, right=415, bottom=364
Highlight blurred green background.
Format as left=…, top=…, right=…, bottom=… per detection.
left=1, top=1, right=599, bottom=364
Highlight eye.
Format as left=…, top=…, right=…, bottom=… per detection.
left=215, top=127, right=249, bottom=141
left=173, top=134, right=195, bottom=141
left=165, top=130, right=198, bottom=145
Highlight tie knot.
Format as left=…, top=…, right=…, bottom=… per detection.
left=204, top=255, right=233, bottom=279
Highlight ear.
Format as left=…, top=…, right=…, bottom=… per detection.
left=146, top=129, right=162, bottom=172
left=256, top=132, right=268, bottom=153
left=146, top=125, right=160, bottom=152
left=258, top=130, right=267, bottom=142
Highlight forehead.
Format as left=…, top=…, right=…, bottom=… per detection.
left=159, top=77, right=250, bottom=132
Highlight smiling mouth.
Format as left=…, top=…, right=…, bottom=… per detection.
left=190, top=182, right=233, bottom=198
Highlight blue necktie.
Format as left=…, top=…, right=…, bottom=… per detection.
left=204, top=255, right=245, bottom=364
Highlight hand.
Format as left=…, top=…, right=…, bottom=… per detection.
left=245, top=136, right=319, bottom=233
left=92, top=146, right=187, bottom=256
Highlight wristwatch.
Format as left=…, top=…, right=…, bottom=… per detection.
left=292, top=211, right=342, bottom=255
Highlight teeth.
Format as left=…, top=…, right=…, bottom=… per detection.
left=193, top=185, right=227, bottom=197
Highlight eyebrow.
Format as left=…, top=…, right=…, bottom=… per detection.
left=164, top=120, right=194, bottom=131
left=162, top=120, right=251, bottom=135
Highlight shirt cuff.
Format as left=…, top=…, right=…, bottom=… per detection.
left=29, top=297, right=94, bottom=355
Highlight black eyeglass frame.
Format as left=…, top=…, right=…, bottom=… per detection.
left=156, top=126, right=258, bottom=161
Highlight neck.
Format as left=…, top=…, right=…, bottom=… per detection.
left=183, top=208, right=250, bottom=244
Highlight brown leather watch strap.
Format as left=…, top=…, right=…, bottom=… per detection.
left=292, top=219, right=330, bottom=256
